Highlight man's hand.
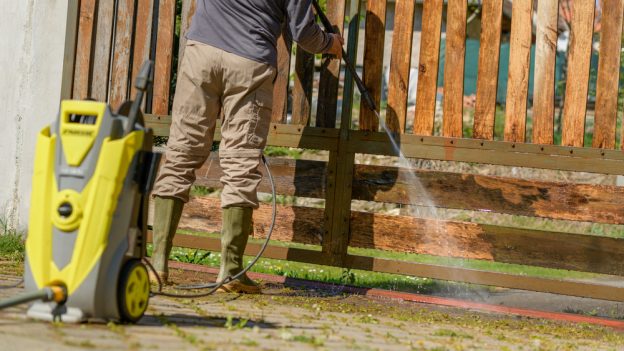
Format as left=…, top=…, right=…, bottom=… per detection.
left=325, top=33, right=344, bottom=59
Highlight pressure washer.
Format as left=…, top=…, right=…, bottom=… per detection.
left=0, top=60, right=277, bottom=323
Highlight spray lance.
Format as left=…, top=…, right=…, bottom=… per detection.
left=311, top=0, right=378, bottom=115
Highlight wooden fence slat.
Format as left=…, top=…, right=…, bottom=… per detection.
left=152, top=0, right=176, bottom=115
left=73, top=0, right=98, bottom=99
left=442, top=0, right=467, bottom=138
left=561, top=1, right=596, bottom=147
left=131, top=0, right=154, bottom=109
left=272, top=30, right=291, bottom=123
left=413, top=0, right=443, bottom=136
left=340, top=0, right=363, bottom=129
left=291, top=47, right=315, bottom=126
left=473, top=0, right=503, bottom=140
left=61, top=0, right=81, bottom=100
left=532, top=0, right=559, bottom=145
left=177, top=0, right=197, bottom=74
left=504, top=0, right=534, bottom=142
left=360, top=0, right=387, bottom=131
left=175, top=197, right=624, bottom=276
left=90, top=0, right=116, bottom=102
left=386, top=0, right=416, bottom=134
left=192, top=155, right=624, bottom=225
left=316, top=0, right=347, bottom=128
left=109, top=0, right=136, bottom=110
left=594, top=0, right=624, bottom=149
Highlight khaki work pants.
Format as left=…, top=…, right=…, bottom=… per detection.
left=152, top=40, right=276, bottom=208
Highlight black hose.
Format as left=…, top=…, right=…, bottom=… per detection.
left=147, top=154, right=277, bottom=298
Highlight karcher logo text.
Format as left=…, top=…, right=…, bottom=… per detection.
left=63, top=129, right=94, bottom=137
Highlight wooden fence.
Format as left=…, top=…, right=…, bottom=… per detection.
left=61, top=0, right=624, bottom=301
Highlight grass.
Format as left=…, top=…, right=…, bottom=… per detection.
left=0, top=221, right=25, bottom=262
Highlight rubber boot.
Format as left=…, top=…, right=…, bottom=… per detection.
left=217, top=206, right=261, bottom=294
left=150, top=196, right=184, bottom=284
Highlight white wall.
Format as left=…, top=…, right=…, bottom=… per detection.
left=0, top=0, right=69, bottom=231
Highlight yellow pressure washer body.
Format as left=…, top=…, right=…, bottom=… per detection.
left=23, top=62, right=159, bottom=323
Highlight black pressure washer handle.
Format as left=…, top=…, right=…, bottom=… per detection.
left=311, top=0, right=377, bottom=113
left=125, top=60, right=154, bottom=136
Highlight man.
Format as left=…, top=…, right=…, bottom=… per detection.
left=150, top=0, right=343, bottom=293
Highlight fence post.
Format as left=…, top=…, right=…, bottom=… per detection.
left=322, top=0, right=358, bottom=266
left=61, top=0, right=81, bottom=100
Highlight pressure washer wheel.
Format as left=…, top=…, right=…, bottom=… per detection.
left=118, top=259, right=150, bottom=323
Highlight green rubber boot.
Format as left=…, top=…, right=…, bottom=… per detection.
left=217, top=207, right=261, bottom=294
left=150, top=196, right=184, bottom=284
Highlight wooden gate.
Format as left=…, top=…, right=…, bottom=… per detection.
left=61, top=0, right=624, bottom=301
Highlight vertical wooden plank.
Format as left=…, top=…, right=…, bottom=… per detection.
left=594, top=0, right=624, bottom=149
left=386, top=0, right=416, bottom=134
left=291, top=47, right=315, bottom=126
left=316, top=0, right=347, bottom=128
left=73, top=0, right=98, bottom=99
left=131, top=0, right=154, bottom=105
left=413, top=0, right=443, bottom=136
left=473, top=0, right=503, bottom=140
left=177, top=0, right=196, bottom=73
left=561, top=1, right=596, bottom=147
left=323, top=0, right=361, bottom=267
left=442, top=0, right=466, bottom=138
left=109, top=0, right=136, bottom=109
left=340, top=0, right=363, bottom=129
left=504, top=0, right=534, bottom=143
left=359, top=0, right=387, bottom=131
left=152, top=0, right=176, bottom=115
left=272, top=31, right=291, bottom=123
left=90, top=0, right=116, bottom=102
left=532, top=0, right=559, bottom=145
left=61, top=0, right=81, bottom=100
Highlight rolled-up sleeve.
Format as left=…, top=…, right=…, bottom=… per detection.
left=285, top=0, right=332, bottom=54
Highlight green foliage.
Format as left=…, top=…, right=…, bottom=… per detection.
left=173, top=249, right=212, bottom=265
left=263, top=146, right=303, bottom=159
left=0, top=217, right=25, bottom=262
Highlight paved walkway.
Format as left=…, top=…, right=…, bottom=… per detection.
left=1, top=269, right=624, bottom=350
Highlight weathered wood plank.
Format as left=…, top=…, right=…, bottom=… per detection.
left=593, top=0, right=624, bottom=149
left=442, top=0, right=466, bottom=138
left=152, top=0, right=176, bottom=115
left=291, top=47, right=315, bottom=126
left=177, top=0, right=197, bottom=74
left=90, top=0, right=116, bottom=102
left=61, top=0, right=81, bottom=100
left=192, top=155, right=624, bottom=225
left=131, top=0, right=154, bottom=109
left=360, top=0, right=387, bottom=131
left=73, top=0, right=98, bottom=99
left=175, top=197, right=624, bottom=276
left=340, top=0, right=363, bottom=129
left=272, top=30, right=291, bottom=123
left=413, top=0, right=443, bottom=136
left=473, top=0, right=503, bottom=140
left=109, top=0, right=136, bottom=110
left=352, top=163, right=624, bottom=225
left=504, top=0, right=533, bottom=142
left=316, top=0, right=346, bottom=128
left=386, top=0, right=416, bottom=133
left=562, top=1, right=596, bottom=147
left=532, top=0, right=559, bottom=145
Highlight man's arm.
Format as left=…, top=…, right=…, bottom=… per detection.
left=285, top=0, right=343, bottom=57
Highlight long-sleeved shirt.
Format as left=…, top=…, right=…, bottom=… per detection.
left=186, top=0, right=332, bottom=68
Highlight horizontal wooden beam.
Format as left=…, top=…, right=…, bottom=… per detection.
left=144, top=114, right=339, bottom=151
left=176, top=197, right=624, bottom=276
left=146, top=116, right=624, bottom=174
left=193, top=155, right=624, bottom=225
left=348, top=131, right=624, bottom=175
left=147, top=232, right=624, bottom=302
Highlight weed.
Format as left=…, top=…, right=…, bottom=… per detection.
left=292, top=333, right=324, bottom=346
left=224, top=315, right=248, bottom=330
left=0, top=232, right=25, bottom=262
